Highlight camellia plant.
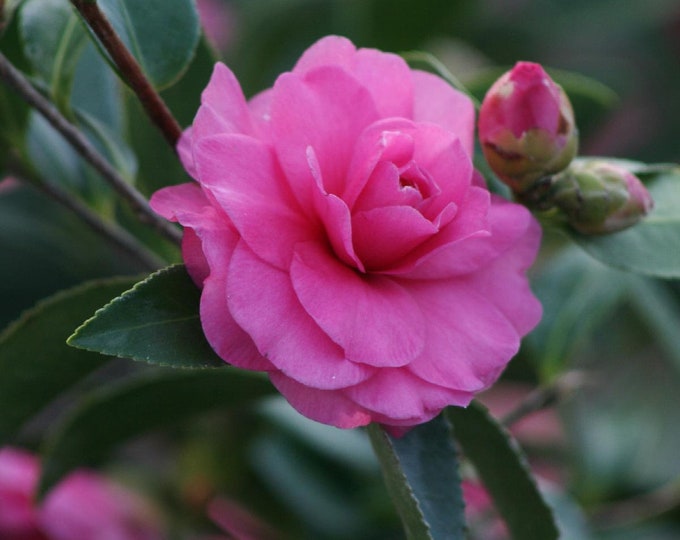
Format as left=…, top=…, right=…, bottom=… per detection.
left=1, top=1, right=679, bottom=539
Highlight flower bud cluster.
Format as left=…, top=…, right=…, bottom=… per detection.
left=479, top=62, right=653, bottom=235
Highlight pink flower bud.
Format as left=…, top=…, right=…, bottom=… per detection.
left=479, top=62, right=578, bottom=193
left=551, top=160, right=654, bottom=235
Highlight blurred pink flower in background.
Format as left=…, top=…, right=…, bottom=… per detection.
left=196, top=0, right=236, bottom=52
left=203, top=497, right=279, bottom=540
left=462, top=480, right=508, bottom=540
left=0, top=447, right=164, bottom=540
left=0, top=448, right=41, bottom=539
left=0, top=177, right=20, bottom=195
left=152, top=36, right=542, bottom=431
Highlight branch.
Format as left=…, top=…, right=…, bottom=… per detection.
left=0, top=51, right=182, bottom=246
left=14, top=167, right=165, bottom=271
left=501, top=371, right=587, bottom=428
left=70, top=0, right=182, bottom=148
left=592, top=477, right=680, bottom=529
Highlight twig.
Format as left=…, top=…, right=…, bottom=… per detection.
left=9, top=160, right=164, bottom=271
left=70, top=0, right=182, bottom=149
left=0, top=51, right=182, bottom=246
left=592, top=477, right=680, bottom=529
left=501, top=371, right=587, bottom=428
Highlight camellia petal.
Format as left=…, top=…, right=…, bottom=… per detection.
left=290, top=241, right=426, bottom=367
left=198, top=62, right=256, bottom=137
left=194, top=134, right=317, bottom=270
left=270, top=66, right=380, bottom=201
left=407, top=280, right=522, bottom=391
left=384, top=186, right=492, bottom=279
left=292, top=35, right=414, bottom=118
left=411, top=69, right=476, bottom=156
left=344, top=369, right=473, bottom=421
left=176, top=128, right=197, bottom=178
left=351, top=206, right=438, bottom=270
left=198, top=228, right=274, bottom=373
left=269, top=373, right=373, bottom=429
left=227, top=241, right=374, bottom=389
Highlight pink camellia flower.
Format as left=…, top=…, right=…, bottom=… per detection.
left=0, top=447, right=164, bottom=540
left=151, top=36, right=542, bottom=430
left=479, top=61, right=578, bottom=193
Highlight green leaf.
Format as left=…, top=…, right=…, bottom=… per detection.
left=26, top=111, right=85, bottom=191
left=19, top=0, right=87, bottom=109
left=95, top=0, right=200, bottom=90
left=573, top=167, right=680, bottom=278
left=626, top=277, right=680, bottom=373
left=39, top=368, right=275, bottom=496
left=70, top=41, right=125, bottom=135
left=0, top=15, right=30, bottom=167
left=560, top=293, right=680, bottom=496
left=69, top=265, right=225, bottom=369
left=367, top=415, right=465, bottom=540
left=0, top=277, right=138, bottom=445
left=526, top=246, right=627, bottom=379
left=0, top=185, right=151, bottom=328
left=75, top=109, right=137, bottom=185
left=447, top=402, right=559, bottom=540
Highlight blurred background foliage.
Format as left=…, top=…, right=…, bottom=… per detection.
left=2, top=0, right=680, bottom=538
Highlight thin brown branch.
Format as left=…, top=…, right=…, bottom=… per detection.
left=501, top=371, right=587, bottom=428
left=0, top=51, right=182, bottom=246
left=14, top=168, right=164, bottom=271
left=592, top=477, right=680, bottom=529
left=71, top=0, right=182, bottom=148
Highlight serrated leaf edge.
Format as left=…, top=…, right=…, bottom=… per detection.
left=447, top=402, right=560, bottom=540
left=66, top=264, right=224, bottom=370
left=367, top=424, right=435, bottom=540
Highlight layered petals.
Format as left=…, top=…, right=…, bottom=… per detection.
left=194, top=134, right=315, bottom=269
left=412, top=69, right=476, bottom=156
left=291, top=241, right=425, bottom=367
left=227, top=241, right=374, bottom=389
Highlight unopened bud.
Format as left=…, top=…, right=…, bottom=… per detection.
left=550, top=160, right=654, bottom=235
left=478, top=62, right=578, bottom=193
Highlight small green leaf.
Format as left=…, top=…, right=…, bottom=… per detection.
left=447, top=402, right=559, bottom=540
left=573, top=167, right=680, bottom=278
left=19, top=0, right=87, bottom=108
left=69, top=265, right=225, bottom=369
left=0, top=277, right=138, bottom=445
left=94, top=0, right=200, bottom=90
left=368, top=415, right=465, bottom=540
left=39, top=368, right=275, bottom=496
